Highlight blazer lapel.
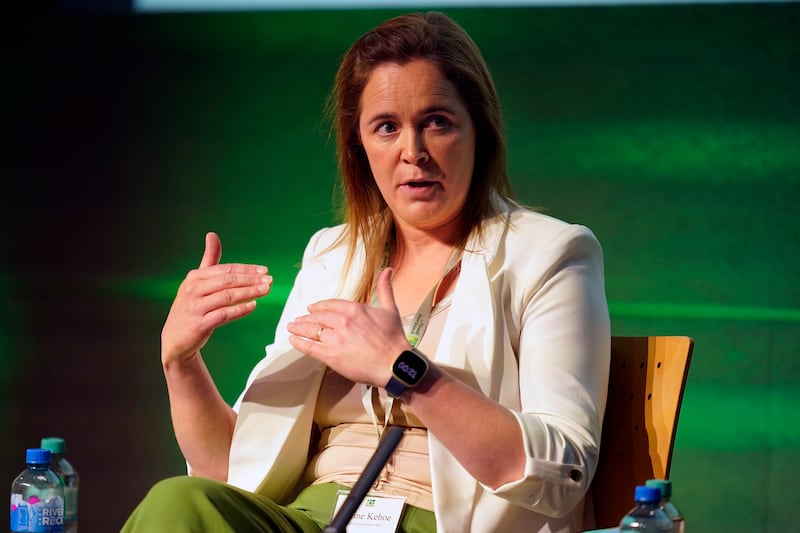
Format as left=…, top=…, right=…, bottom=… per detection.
left=228, top=346, right=325, bottom=500
left=228, top=230, right=364, bottom=500
left=429, top=211, right=509, bottom=532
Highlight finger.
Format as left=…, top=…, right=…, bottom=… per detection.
left=288, top=334, right=327, bottom=360
left=204, top=271, right=272, bottom=295
left=306, top=298, right=356, bottom=313
left=287, top=320, right=327, bottom=343
left=375, top=267, right=400, bottom=314
left=187, top=263, right=269, bottom=282
left=182, top=268, right=271, bottom=296
left=204, top=299, right=258, bottom=328
left=209, top=283, right=271, bottom=309
left=199, top=232, right=222, bottom=268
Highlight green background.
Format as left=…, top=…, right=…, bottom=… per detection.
left=2, top=3, right=799, bottom=531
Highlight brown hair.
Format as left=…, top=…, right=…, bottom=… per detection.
left=328, top=11, right=514, bottom=301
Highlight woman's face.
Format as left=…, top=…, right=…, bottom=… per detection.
left=358, top=59, right=476, bottom=236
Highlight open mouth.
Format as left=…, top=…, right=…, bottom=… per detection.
left=405, top=181, right=437, bottom=188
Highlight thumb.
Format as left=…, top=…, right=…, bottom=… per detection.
left=199, top=232, right=222, bottom=268
left=376, top=267, right=399, bottom=314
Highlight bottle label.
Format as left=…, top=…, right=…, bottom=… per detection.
left=63, top=487, right=78, bottom=522
left=10, top=494, right=64, bottom=532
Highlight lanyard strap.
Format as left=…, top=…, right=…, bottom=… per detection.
left=361, top=246, right=462, bottom=441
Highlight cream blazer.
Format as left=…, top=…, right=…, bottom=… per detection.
left=227, top=205, right=610, bottom=533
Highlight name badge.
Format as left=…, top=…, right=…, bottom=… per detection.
left=332, top=490, right=406, bottom=532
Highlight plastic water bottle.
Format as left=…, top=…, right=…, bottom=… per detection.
left=619, top=485, right=674, bottom=532
left=646, top=479, right=685, bottom=533
left=10, top=448, right=65, bottom=533
left=40, top=438, right=78, bottom=533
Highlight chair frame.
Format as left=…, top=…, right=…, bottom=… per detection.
left=589, top=335, right=694, bottom=528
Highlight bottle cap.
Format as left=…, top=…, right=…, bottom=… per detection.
left=633, top=485, right=662, bottom=503
left=646, top=478, right=672, bottom=498
left=26, top=448, right=52, bottom=465
left=41, top=437, right=66, bottom=455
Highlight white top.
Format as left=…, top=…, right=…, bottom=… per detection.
left=227, top=203, right=611, bottom=533
left=303, top=298, right=452, bottom=511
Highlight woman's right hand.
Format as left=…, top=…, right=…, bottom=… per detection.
left=161, top=232, right=273, bottom=368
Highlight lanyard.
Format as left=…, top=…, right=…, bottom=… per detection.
left=360, top=247, right=462, bottom=442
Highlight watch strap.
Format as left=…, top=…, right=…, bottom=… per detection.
left=385, top=376, right=407, bottom=398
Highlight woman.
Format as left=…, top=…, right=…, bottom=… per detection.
left=122, top=11, right=610, bottom=533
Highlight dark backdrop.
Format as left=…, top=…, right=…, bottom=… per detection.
left=3, top=4, right=799, bottom=531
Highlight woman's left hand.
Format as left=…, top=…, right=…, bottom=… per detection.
left=288, top=267, right=410, bottom=387
left=290, top=267, right=528, bottom=490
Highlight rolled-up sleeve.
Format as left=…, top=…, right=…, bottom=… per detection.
left=484, top=223, right=610, bottom=517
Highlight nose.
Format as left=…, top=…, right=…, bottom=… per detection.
left=401, top=129, right=429, bottom=164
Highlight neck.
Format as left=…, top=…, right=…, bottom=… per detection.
left=392, top=215, right=463, bottom=256
left=391, top=227, right=459, bottom=271
left=387, top=238, right=460, bottom=316
left=384, top=216, right=465, bottom=316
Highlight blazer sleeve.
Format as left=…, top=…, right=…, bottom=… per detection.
left=232, top=226, right=341, bottom=413
left=484, top=223, right=610, bottom=517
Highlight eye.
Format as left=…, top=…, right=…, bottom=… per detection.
left=426, top=115, right=451, bottom=131
left=376, top=122, right=398, bottom=135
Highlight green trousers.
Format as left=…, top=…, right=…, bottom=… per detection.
left=120, top=476, right=436, bottom=532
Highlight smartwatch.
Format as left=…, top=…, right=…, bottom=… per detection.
left=385, top=348, right=429, bottom=398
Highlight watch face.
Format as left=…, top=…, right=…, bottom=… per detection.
left=392, top=350, right=428, bottom=386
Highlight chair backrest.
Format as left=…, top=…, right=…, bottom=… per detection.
left=590, top=335, right=694, bottom=528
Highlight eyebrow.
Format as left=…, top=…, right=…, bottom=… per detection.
left=420, top=104, right=457, bottom=116
left=363, top=104, right=458, bottom=126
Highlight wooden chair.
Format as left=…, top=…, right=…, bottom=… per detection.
left=589, top=335, right=694, bottom=529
